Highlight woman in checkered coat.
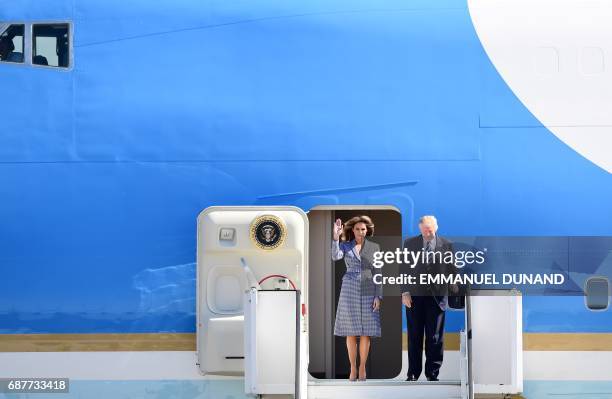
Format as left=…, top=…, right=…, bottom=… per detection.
left=332, top=215, right=382, bottom=381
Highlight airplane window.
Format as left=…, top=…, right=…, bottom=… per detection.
left=0, top=24, right=25, bottom=64
left=585, top=277, right=609, bottom=311
left=33, top=23, right=70, bottom=68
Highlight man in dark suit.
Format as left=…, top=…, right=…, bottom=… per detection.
left=401, top=215, right=455, bottom=382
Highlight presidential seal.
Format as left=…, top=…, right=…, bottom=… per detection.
left=250, top=215, right=286, bottom=250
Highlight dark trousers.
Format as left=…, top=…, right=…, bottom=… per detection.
left=405, top=296, right=445, bottom=379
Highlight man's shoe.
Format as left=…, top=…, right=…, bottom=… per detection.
left=406, top=375, right=418, bottom=381
left=426, top=376, right=439, bottom=381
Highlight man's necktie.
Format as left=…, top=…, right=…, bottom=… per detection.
left=425, top=241, right=436, bottom=296
left=425, top=241, right=432, bottom=259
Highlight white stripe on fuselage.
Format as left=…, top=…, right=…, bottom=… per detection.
left=1, top=350, right=611, bottom=381
left=468, top=0, right=612, bottom=173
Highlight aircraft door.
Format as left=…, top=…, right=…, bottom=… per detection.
left=196, top=206, right=309, bottom=396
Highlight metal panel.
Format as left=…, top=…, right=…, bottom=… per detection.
left=245, top=289, right=299, bottom=395
left=471, top=290, right=523, bottom=394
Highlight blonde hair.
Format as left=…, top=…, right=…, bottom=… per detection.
left=341, top=215, right=375, bottom=241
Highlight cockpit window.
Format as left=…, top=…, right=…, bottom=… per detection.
left=33, top=23, right=70, bottom=68
left=0, top=24, right=25, bottom=63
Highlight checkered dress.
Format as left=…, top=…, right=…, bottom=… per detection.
left=332, top=240, right=381, bottom=337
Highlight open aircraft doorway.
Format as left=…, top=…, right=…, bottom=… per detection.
left=307, top=206, right=403, bottom=380
left=195, top=206, right=521, bottom=399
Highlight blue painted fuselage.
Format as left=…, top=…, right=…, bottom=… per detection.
left=1, top=0, right=611, bottom=335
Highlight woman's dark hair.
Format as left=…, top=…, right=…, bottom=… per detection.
left=341, top=215, right=375, bottom=241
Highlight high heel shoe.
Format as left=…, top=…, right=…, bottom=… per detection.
left=358, top=369, right=366, bottom=381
